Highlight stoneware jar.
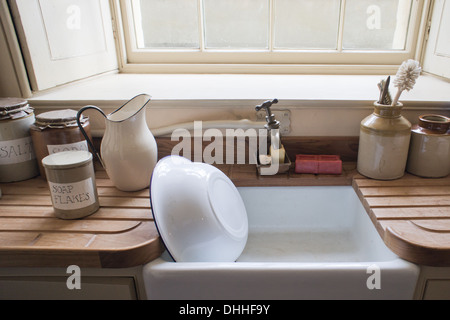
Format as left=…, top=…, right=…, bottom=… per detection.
left=406, top=114, right=450, bottom=178
left=30, top=109, right=92, bottom=178
left=42, top=150, right=99, bottom=219
left=357, top=102, right=411, bottom=180
left=0, top=97, right=39, bottom=182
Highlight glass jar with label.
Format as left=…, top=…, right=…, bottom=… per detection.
left=42, top=150, right=99, bottom=219
left=0, top=97, right=39, bottom=182
left=30, top=109, right=92, bottom=178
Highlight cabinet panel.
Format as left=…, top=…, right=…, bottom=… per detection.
left=423, top=280, right=450, bottom=300
left=0, top=276, right=137, bottom=300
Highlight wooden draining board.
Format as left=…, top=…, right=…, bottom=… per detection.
left=3, top=158, right=449, bottom=268
left=352, top=173, right=450, bottom=267
left=0, top=161, right=355, bottom=269
left=0, top=169, right=164, bottom=268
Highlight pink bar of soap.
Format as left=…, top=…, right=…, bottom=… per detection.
left=295, top=154, right=342, bottom=175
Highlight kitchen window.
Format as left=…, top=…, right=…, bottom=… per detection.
left=2, top=0, right=450, bottom=95
left=117, top=0, right=425, bottom=73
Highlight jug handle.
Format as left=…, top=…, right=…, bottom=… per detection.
left=76, top=106, right=106, bottom=169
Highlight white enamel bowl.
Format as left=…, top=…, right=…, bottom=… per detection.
left=149, top=156, right=248, bottom=262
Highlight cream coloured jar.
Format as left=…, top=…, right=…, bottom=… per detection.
left=0, top=97, right=39, bottom=182
left=42, top=150, right=99, bottom=219
left=357, top=102, right=411, bottom=180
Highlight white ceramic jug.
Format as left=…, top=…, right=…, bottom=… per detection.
left=76, top=94, right=158, bottom=191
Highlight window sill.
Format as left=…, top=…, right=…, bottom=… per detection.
left=27, top=72, right=450, bottom=137
left=28, top=72, right=450, bottom=107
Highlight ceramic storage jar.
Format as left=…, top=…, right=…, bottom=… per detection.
left=0, top=97, right=39, bottom=182
left=30, top=109, right=91, bottom=178
left=357, top=102, right=411, bottom=180
left=407, top=114, right=450, bottom=178
left=42, top=150, right=99, bottom=219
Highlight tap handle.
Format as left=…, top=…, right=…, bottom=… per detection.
left=255, top=99, right=280, bottom=130
left=255, top=99, right=278, bottom=113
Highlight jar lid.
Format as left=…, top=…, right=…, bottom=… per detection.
left=0, top=97, right=33, bottom=120
left=34, top=109, right=88, bottom=129
left=418, top=114, right=450, bottom=134
left=42, top=151, right=92, bottom=170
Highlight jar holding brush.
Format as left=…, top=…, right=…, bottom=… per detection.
left=357, top=60, right=421, bottom=180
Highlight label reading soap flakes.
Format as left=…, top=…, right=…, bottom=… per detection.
left=49, top=177, right=96, bottom=210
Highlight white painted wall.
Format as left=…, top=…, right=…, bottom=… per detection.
left=28, top=73, right=450, bottom=137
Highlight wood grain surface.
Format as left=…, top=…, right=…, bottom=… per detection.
left=353, top=173, right=450, bottom=267
left=0, top=168, right=164, bottom=268
left=2, top=151, right=449, bottom=268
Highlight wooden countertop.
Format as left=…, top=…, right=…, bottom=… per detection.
left=1, top=160, right=449, bottom=268
left=0, top=169, right=164, bottom=268
left=0, top=162, right=355, bottom=268
left=352, top=173, right=450, bottom=267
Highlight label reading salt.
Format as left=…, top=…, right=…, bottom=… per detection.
left=47, top=140, right=88, bottom=154
left=49, top=177, right=96, bottom=210
left=0, top=136, right=36, bottom=165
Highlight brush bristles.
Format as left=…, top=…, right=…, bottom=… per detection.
left=393, top=59, right=421, bottom=92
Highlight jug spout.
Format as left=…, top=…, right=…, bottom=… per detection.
left=108, top=94, right=152, bottom=122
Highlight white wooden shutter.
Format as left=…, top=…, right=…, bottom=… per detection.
left=423, top=0, right=450, bottom=79
left=10, top=0, right=118, bottom=91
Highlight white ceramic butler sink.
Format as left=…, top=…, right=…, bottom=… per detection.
left=143, top=186, right=419, bottom=300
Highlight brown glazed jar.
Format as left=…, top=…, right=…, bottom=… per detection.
left=406, top=114, right=450, bottom=178
left=357, top=102, right=411, bottom=180
left=30, top=109, right=91, bottom=178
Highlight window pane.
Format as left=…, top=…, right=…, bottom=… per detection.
left=133, top=0, right=199, bottom=49
left=203, top=0, right=269, bottom=49
left=343, top=0, right=412, bottom=50
left=274, top=0, right=340, bottom=49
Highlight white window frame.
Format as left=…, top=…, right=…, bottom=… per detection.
left=111, top=0, right=429, bottom=74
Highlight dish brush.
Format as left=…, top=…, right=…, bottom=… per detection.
left=391, top=59, right=421, bottom=106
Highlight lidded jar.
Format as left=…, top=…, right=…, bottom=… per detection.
left=406, top=114, right=450, bottom=178
left=30, top=109, right=92, bottom=178
left=357, top=102, right=411, bottom=180
left=42, top=150, right=99, bottom=219
left=0, top=97, right=39, bottom=182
